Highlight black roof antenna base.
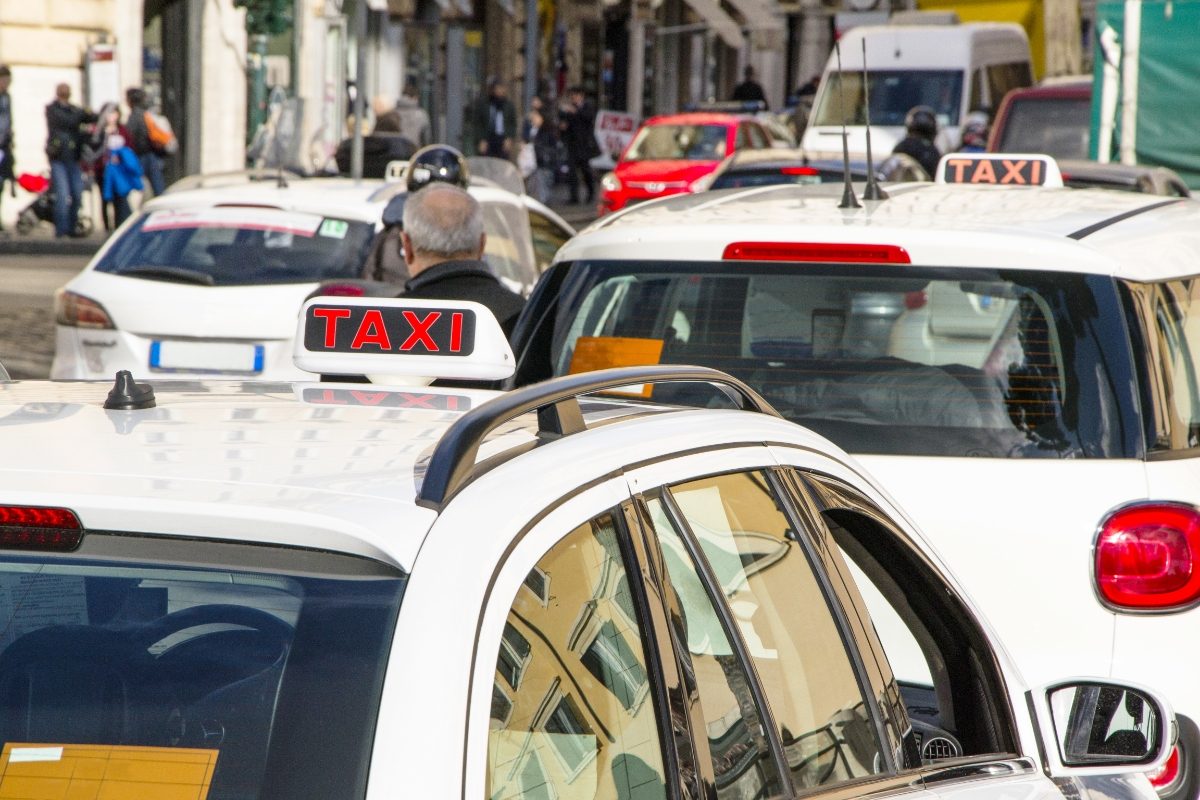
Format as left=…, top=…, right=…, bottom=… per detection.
left=104, top=370, right=156, bottom=411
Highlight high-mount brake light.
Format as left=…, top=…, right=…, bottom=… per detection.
left=0, top=505, right=83, bottom=551
left=781, top=166, right=820, bottom=176
left=723, top=242, right=911, bottom=264
left=1095, top=503, right=1200, bottom=611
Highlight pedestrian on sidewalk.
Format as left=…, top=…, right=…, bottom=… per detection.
left=732, top=65, right=767, bottom=108
left=521, top=97, right=557, bottom=204
left=471, top=77, right=517, bottom=160
left=558, top=86, right=599, bottom=205
left=100, top=129, right=143, bottom=230
left=395, top=81, right=431, bottom=148
left=45, top=83, right=95, bottom=238
left=126, top=87, right=174, bottom=198
left=0, top=66, right=14, bottom=234
left=88, top=102, right=132, bottom=231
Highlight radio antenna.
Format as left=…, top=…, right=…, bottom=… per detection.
left=860, top=38, right=888, bottom=201
left=834, top=41, right=860, bottom=210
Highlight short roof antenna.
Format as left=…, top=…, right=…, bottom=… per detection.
left=834, top=41, right=861, bottom=210
left=860, top=38, right=888, bottom=201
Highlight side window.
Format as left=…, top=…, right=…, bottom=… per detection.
left=749, top=124, right=771, bottom=150
left=487, top=514, right=667, bottom=800
left=734, top=124, right=750, bottom=150
left=802, top=475, right=1019, bottom=766
left=969, top=69, right=984, bottom=114
left=1138, top=280, right=1200, bottom=452
left=527, top=211, right=572, bottom=273
left=648, top=471, right=887, bottom=792
left=985, top=63, right=1032, bottom=112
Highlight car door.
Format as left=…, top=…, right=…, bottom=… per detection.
left=624, top=450, right=944, bottom=800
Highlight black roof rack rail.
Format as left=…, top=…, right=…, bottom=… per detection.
left=416, top=365, right=780, bottom=511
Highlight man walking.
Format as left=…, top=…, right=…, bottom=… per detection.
left=558, top=86, right=599, bottom=205
left=126, top=87, right=171, bottom=197
left=0, top=66, right=14, bottom=232
left=44, top=83, right=94, bottom=238
left=394, top=81, right=431, bottom=148
left=471, top=78, right=517, bottom=160
left=732, top=66, right=767, bottom=107
left=397, top=183, right=525, bottom=338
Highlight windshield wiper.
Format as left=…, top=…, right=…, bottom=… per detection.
left=116, top=265, right=216, bottom=286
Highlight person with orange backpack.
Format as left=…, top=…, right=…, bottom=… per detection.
left=125, top=87, right=175, bottom=198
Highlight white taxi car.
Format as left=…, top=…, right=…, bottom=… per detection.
left=512, top=153, right=1200, bottom=800
left=50, top=170, right=573, bottom=383
left=0, top=297, right=1171, bottom=800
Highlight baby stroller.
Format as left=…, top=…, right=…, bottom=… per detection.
left=15, top=172, right=94, bottom=236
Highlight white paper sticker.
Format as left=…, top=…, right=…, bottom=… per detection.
left=10, top=746, right=64, bottom=763
left=318, top=219, right=349, bottom=239
left=143, top=208, right=322, bottom=237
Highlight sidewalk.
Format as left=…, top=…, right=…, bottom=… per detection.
left=0, top=227, right=107, bottom=257
left=547, top=199, right=600, bottom=229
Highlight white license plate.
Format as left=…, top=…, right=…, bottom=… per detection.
left=149, top=341, right=264, bottom=374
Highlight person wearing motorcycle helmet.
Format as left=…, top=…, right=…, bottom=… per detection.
left=361, top=145, right=472, bottom=283
left=403, top=144, right=470, bottom=193
left=892, top=105, right=942, bottom=179
left=959, top=111, right=990, bottom=153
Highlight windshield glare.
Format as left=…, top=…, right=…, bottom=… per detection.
left=95, top=208, right=375, bottom=286
left=624, top=124, right=728, bottom=161
left=998, top=98, right=1091, bottom=160
left=534, top=262, right=1134, bottom=458
left=813, top=70, right=964, bottom=127
left=0, top=536, right=404, bottom=800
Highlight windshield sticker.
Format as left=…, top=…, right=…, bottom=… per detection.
left=318, top=219, right=350, bottom=239
left=0, top=744, right=219, bottom=800
left=142, top=208, right=323, bottom=236
left=0, top=574, right=87, bottom=649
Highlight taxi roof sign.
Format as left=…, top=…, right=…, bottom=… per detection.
left=936, top=153, right=1064, bottom=188
left=294, top=297, right=514, bottom=383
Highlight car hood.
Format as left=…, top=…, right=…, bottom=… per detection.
left=614, top=160, right=720, bottom=186
left=67, top=271, right=317, bottom=340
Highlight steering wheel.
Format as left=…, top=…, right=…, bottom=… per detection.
left=136, top=604, right=294, bottom=654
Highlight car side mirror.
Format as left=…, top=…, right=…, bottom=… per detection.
left=1033, top=678, right=1175, bottom=777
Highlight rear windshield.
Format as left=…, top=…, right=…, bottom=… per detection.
left=521, top=262, right=1138, bottom=458
left=95, top=208, right=375, bottom=286
left=997, top=97, right=1091, bottom=160
left=813, top=70, right=964, bottom=128
left=710, top=167, right=842, bottom=190
left=624, top=125, right=728, bottom=161
left=0, top=534, right=404, bottom=800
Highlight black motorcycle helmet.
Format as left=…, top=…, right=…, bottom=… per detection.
left=403, top=144, right=470, bottom=193
left=905, top=105, right=938, bottom=140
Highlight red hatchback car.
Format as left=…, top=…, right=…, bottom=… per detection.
left=600, top=112, right=773, bottom=213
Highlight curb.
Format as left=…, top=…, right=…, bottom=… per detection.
left=0, top=237, right=104, bottom=257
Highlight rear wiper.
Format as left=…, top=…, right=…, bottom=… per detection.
left=116, top=265, right=216, bottom=286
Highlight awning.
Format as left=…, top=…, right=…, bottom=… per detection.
left=725, top=0, right=784, bottom=31
left=683, top=0, right=745, bottom=49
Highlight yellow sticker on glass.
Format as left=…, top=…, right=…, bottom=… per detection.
left=568, top=336, right=664, bottom=398
left=0, top=743, right=219, bottom=800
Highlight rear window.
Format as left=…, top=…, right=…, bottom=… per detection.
left=0, top=533, right=404, bottom=800
left=996, top=97, right=1091, bottom=159
left=710, top=167, right=841, bottom=190
left=95, top=208, right=375, bottom=286
left=813, top=70, right=964, bottom=128
left=522, top=262, right=1138, bottom=458
left=624, top=124, right=728, bottom=161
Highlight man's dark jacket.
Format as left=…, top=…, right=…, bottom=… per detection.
left=398, top=259, right=525, bottom=338
left=45, top=100, right=93, bottom=161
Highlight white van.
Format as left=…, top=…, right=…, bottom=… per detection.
left=800, top=22, right=1032, bottom=161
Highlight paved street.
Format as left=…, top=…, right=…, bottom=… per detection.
left=0, top=254, right=89, bottom=379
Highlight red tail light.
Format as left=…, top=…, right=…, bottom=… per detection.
left=1149, top=745, right=1181, bottom=789
left=315, top=284, right=367, bottom=297
left=1095, top=503, right=1200, bottom=610
left=722, top=242, right=912, bottom=264
left=54, top=290, right=116, bottom=329
left=0, top=505, right=83, bottom=551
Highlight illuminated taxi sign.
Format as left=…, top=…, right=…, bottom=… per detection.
left=936, top=153, right=1064, bottom=188
left=294, top=297, right=514, bottom=382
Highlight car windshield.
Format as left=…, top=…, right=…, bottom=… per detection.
left=624, top=124, right=728, bottom=161
left=997, top=97, right=1091, bottom=159
left=525, top=261, right=1137, bottom=458
left=94, top=208, right=375, bottom=286
left=480, top=200, right=538, bottom=289
left=813, top=70, right=965, bottom=127
left=0, top=534, right=404, bottom=800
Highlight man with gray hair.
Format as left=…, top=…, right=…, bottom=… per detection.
left=398, top=183, right=526, bottom=337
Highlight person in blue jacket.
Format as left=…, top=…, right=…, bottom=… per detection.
left=101, top=133, right=143, bottom=228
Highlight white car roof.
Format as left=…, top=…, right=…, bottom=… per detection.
left=562, top=182, right=1200, bottom=282
left=0, top=378, right=834, bottom=572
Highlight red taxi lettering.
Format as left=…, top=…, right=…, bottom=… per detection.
left=1031, top=160, right=1042, bottom=184
left=349, top=391, right=390, bottom=406
left=1000, top=159, right=1027, bottom=184
left=313, top=307, right=352, bottom=348
left=315, top=390, right=348, bottom=405
left=450, top=313, right=464, bottom=353
left=972, top=159, right=996, bottom=184
left=398, top=393, right=437, bottom=409
left=400, top=310, right=441, bottom=352
left=351, top=310, right=393, bottom=351
left=946, top=159, right=972, bottom=183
